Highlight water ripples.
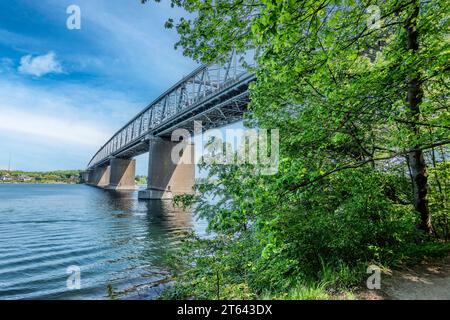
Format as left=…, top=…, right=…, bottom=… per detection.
left=0, top=184, right=206, bottom=299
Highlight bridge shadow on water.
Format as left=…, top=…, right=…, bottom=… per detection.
left=99, top=188, right=194, bottom=231
left=89, top=187, right=205, bottom=299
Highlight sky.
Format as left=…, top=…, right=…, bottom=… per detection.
left=0, top=0, right=199, bottom=174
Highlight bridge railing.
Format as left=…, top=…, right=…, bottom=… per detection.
left=87, top=55, right=253, bottom=168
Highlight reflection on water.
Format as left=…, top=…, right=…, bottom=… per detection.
left=0, top=184, right=206, bottom=300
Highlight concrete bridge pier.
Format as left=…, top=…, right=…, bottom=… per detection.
left=80, top=170, right=90, bottom=184
left=106, top=158, right=137, bottom=190
left=138, top=136, right=195, bottom=200
left=87, top=165, right=110, bottom=188
left=85, top=169, right=93, bottom=185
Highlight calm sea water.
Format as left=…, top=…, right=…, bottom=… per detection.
left=0, top=184, right=206, bottom=300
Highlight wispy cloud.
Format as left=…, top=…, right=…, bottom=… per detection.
left=0, top=108, right=108, bottom=147
left=0, top=27, right=42, bottom=50
left=38, top=0, right=196, bottom=89
left=18, top=52, right=63, bottom=77
left=0, top=58, right=14, bottom=74
left=0, top=78, right=143, bottom=148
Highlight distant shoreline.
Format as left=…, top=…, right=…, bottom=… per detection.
left=0, top=182, right=80, bottom=185
left=0, top=170, right=82, bottom=184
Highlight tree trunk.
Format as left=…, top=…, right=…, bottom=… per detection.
left=405, top=1, right=433, bottom=234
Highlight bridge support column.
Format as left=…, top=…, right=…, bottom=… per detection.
left=106, top=158, right=136, bottom=190
left=138, top=137, right=195, bottom=200
left=80, top=171, right=90, bottom=183
left=84, top=169, right=93, bottom=184
left=87, top=166, right=110, bottom=188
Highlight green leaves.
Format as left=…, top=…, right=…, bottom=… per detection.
left=147, top=0, right=450, bottom=299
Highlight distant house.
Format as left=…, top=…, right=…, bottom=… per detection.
left=16, top=174, right=33, bottom=182
left=0, top=174, right=12, bottom=182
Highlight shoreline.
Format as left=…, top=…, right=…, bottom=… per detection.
left=0, top=182, right=80, bottom=185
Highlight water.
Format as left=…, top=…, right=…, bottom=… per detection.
left=0, top=184, right=207, bottom=300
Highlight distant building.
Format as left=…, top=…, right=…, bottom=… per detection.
left=0, top=174, right=12, bottom=181
left=16, top=174, right=33, bottom=182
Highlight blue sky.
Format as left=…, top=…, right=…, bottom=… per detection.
left=0, top=0, right=198, bottom=174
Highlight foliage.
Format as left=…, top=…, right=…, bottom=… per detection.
left=135, top=175, right=148, bottom=185
left=107, top=284, right=118, bottom=300
left=428, top=161, right=450, bottom=239
left=167, top=165, right=424, bottom=299
left=143, top=0, right=450, bottom=299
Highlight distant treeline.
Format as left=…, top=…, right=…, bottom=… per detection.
left=0, top=170, right=82, bottom=184
left=135, top=175, right=147, bottom=185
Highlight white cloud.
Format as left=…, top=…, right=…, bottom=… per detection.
left=18, top=52, right=63, bottom=77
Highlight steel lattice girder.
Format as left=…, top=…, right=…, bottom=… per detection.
left=87, top=55, right=255, bottom=169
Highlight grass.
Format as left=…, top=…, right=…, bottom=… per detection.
left=259, top=260, right=360, bottom=300
left=161, top=240, right=450, bottom=300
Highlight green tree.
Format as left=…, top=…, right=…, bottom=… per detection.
left=144, top=0, right=449, bottom=298
left=153, top=0, right=449, bottom=232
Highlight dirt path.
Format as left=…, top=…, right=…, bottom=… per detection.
left=359, top=256, right=450, bottom=300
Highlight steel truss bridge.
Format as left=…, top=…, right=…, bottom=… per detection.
left=87, top=55, right=255, bottom=169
